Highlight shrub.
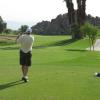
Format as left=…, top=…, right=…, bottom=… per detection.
left=81, top=23, right=98, bottom=51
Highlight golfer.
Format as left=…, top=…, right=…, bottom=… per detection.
left=16, top=28, right=34, bottom=82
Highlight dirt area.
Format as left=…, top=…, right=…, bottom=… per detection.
left=0, top=35, right=17, bottom=40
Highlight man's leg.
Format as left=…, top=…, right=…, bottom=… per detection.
left=22, top=65, right=29, bottom=82
left=22, top=65, right=28, bottom=77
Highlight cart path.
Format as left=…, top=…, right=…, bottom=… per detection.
left=86, top=39, right=100, bottom=51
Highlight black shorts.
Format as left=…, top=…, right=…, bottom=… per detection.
left=20, top=50, right=32, bottom=66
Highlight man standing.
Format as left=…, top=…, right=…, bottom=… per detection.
left=16, top=28, right=34, bottom=82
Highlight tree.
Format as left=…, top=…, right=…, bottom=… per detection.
left=4, top=29, right=12, bottom=34
left=81, top=23, right=98, bottom=51
left=64, top=0, right=87, bottom=39
left=0, top=16, right=7, bottom=33
left=19, top=25, right=29, bottom=33
left=77, top=0, right=86, bottom=25
left=64, top=0, right=75, bottom=25
left=64, top=0, right=75, bottom=36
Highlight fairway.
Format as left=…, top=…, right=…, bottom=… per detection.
left=0, top=35, right=100, bottom=100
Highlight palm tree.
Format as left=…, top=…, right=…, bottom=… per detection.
left=64, top=0, right=87, bottom=39
left=64, top=0, right=75, bottom=26
left=77, top=0, right=86, bottom=25
left=64, top=0, right=76, bottom=39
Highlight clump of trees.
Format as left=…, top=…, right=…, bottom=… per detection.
left=31, top=14, right=100, bottom=35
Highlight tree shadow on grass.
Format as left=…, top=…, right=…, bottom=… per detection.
left=0, top=80, right=25, bottom=90
left=0, top=47, right=19, bottom=50
left=33, top=39, right=77, bottom=49
left=66, top=49, right=87, bottom=52
left=50, top=39, right=77, bottom=46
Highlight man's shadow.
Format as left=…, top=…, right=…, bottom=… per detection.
left=0, top=80, right=25, bottom=90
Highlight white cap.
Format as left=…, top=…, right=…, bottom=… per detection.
left=26, top=28, right=32, bottom=33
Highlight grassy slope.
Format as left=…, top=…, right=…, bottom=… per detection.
left=0, top=35, right=100, bottom=100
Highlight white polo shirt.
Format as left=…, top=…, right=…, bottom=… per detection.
left=17, top=34, right=34, bottom=53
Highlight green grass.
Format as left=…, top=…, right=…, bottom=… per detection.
left=0, top=35, right=100, bottom=100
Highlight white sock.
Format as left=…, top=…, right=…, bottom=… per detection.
left=24, top=76, right=28, bottom=79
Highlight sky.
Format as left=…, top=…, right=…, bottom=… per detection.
left=0, top=0, right=99, bottom=30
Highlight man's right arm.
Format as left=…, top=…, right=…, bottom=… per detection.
left=16, top=33, right=22, bottom=43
